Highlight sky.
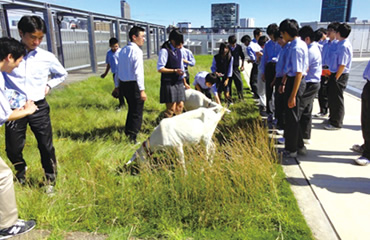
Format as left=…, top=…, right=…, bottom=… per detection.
left=48, top=0, right=370, bottom=28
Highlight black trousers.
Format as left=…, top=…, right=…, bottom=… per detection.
left=328, top=73, right=349, bottom=128
left=361, top=81, right=370, bottom=159
left=284, top=76, right=306, bottom=152
left=185, top=68, right=190, bottom=85
left=229, top=66, right=243, bottom=99
left=265, top=62, right=276, bottom=114
left=250, top=62, right=259, bottom=98
left=200, top=88, right=212, bottom=100
left=113, top=73, right=125, bottom=107
left=318, top=75, right=329, bottom=114
left=274, top=77, right=285, bottom=129
left=299, top=82, right=320, bottom=139
left=5, top=99, right=56, bottom=182
left=120, top=81, right=144, bottom=140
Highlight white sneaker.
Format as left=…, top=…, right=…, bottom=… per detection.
left=355, top=156, right=370, bottom=166
left=303, top=139, right=311, bottom=145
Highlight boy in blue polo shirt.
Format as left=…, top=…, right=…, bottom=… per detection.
left=325, top=23, right=353, bottom=130
left=279, top=19, right=308, bottom=157
left=101, top=37, right=125, bottom=109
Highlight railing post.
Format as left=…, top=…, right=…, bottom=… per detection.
left=0, top=4, right=9, bottom=37
left=54, top=13, right=65, bottom=66
left=115, top=19, right=121, bottom=44
left=43, top=5, right=57, bottom=55
left=87, top=14, right=97, bottom=73
left=146, top=24, right=151, bottom=59
left=156, top=27, right=160, bottom=55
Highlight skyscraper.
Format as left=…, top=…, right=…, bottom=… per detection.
left=121, top=0, right=131, bottom=19
left=320, top=0, right=353, bottom=22
left=211, top=3, right=239, bottom=28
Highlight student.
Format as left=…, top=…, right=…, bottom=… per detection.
left=181, top=46, right=196, bottom=85
left=211, top=42, right=234, bottom=105
left=314, top=22, right=339, bottom=117
left=252, top=28, right=262, bottom=44
left=260, top=24, right=282, bottom=118
left=193, top=71, right=221, bottom=104
left=241, top=35, right=262, bottom=101
left=0, top=37, right=37, bottom=239
left=314, top=29, right=324, bottom=52
left=228, top=35, right=245, bottom=100
left=257, top=35, right=269, bottom=115
left=325, top=23, right=352, bottom=130
left=101, top=37, right=125, bottom=109
left=279, top=19, right=308, bottom=157
left=354, top=61, right=370, bottom=165
left=115, top=26, right=146, bottom=144
left=298, top=26, right=322, bottom=144
left=3, top=16, right=68, bottom=192
left=157, top=29, right=189, bottom=118
left=274, top=32, right=290, bottom=133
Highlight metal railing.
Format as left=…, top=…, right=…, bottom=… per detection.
left=0, top=0, right=167, bottom=72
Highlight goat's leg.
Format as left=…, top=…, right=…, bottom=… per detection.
left=176, top=145, right=187, bottom=174
left=205, top=139, right=216, bottom=165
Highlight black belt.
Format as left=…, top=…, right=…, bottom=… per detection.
left=35, top=98, right=46, bottom=105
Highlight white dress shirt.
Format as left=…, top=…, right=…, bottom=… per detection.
left=3, top=47, right=68, bottom=102
left=115, top=42, right=145, bottom=91
left=0, top=74, right=12, bottom=126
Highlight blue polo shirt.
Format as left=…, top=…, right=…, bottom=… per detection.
left=329, top=38, right=352, bottom=74
left=284, top=37, right=309, bottom=77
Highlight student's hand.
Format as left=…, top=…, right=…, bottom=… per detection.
left=111, top=88, right=119, bottom=99
left=240, top=66, right=244, bottom=72
left=45, top=85, right=51, bottom=95
left=279, top=84, right=285, bottom=94
left=175, top=69, right=184, bottom=75
left=261, top=73, right=266, bottom=82
left=100, top=73, right=107, bottom=78
left=224, top=78, right=229, bottom=87
left=24, top=100, right=38, bottom=115
left=215, top=72, right=223, bottom=77
left=140, top=91, right=147, bottom=101
left=184, top=83, right=191, bottom=89
left=288, top=95, right=296, bottom=109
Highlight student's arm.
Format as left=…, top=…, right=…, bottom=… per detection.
left=195, top=84, right=202, bottom=91
left=46, top=54, right=68, bottom=94
left=335, top=65, right=345, bottom=81
left=288, top=72, right=303, bottom=108
left=157, top=49, right=184, bottom=75
left=239, top=46, right=245, bottom=71
left=214, top=94, right=221, bottom=104
left=8, top=100, right=38, bottom=121
left=279, top=74, right=287, bottom=94
left=101, top=64, right=111, bottom=78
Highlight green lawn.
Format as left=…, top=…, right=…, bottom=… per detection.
left=0, top=55, right=313, bottom=239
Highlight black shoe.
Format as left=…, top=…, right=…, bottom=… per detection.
left=0, top=219, right=36, bottom=239
left=15, top=167, right=27, bottom=185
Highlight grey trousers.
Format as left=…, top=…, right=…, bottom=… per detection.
left=0, top=157, right=18, bottom=228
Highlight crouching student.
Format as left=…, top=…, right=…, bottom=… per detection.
left=279, top=19, right=308, bottom=157
left=193, top=71, right=221, bottom=104
left=211, top=42, right=234, bottom=105
left=299, top=26, right=322, bottom=145
left=157, top=29, right=189, bottom=118
left=0, top=37, right=37, bottom=239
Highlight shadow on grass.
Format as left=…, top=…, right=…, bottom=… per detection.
left=55, top=125, right=125, bottom=141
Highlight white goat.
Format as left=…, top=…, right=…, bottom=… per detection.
left=127, top=107, right=226, bottom=173
left=184, top=89, right=221, bottom=111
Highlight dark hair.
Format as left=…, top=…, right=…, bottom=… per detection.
left=266, top=23, right=279, bottom=36
left=129, top=26, right=145, bottom=41
left=18, top=15, right=46, bottom=34
left=218, top=42, right=230, bottom=56
left=318, top=27, right=327, bottom=35
left=314, top=29, right=324, bottom=42
left=168, top=29, right=184, bottom=46
left=228, top=35, right=237, bottom=44
left=337, top=23, right=351, bottom=38
left=240, top=34, right=251, bottom=43
left=109, top=37, right=119, bottom=46
left=0, top=37, right=26, bottom=61
left=299, top=25, right=314, bottom=42
left=279, top=18, right=299, bottom=37
left=253, top=28, right=262, bottom=38
left=327, top=22, right=340, bottom=32
left=273, top=30, right=282, bottom=41
left=205, top=73, right=220, bottom=85
left=258, top=36, right=268, bottom=47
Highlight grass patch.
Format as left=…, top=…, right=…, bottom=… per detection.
left=0, top=55, right=313, bottom=239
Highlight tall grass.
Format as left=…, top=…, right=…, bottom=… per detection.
left=0, top=55, right=313, bottom=239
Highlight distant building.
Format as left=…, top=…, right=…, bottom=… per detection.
left=121, top=0, right=131, bottom=19
left=320, top=0, right=353, bottom=22
left=240, top=18, right=255, bottom=28
left=177, top=22, right=191, bottom=29
left=240, top=18, right=247, bottom=27
left=211, top=3, right=239, bottom=28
